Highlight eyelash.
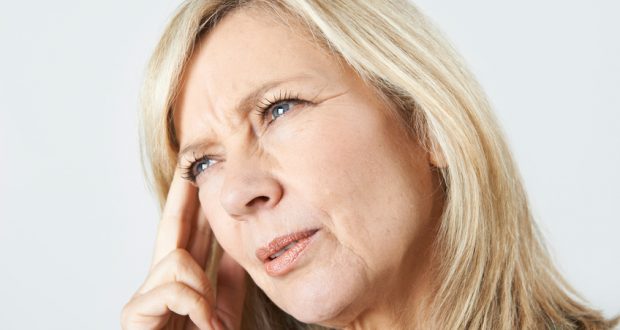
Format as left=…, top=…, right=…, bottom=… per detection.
left=181, top=90, right=306, bottom=183
left=255, top=90, right=302, bottom=122
left=180, top=151, right=217, bottom=183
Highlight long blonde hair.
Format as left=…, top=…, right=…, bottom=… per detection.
left=139, top=0, right=618, bottom=328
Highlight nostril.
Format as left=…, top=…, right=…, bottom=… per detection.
left=247, top=195, right=270, bottom=208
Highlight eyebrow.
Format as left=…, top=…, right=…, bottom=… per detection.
left=177, top=74, right=313, bottom=160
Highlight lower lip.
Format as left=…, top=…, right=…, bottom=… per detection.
left=264, top=231, right=318, bottom=276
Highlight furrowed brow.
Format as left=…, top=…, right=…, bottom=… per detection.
left=176, top=74, right=313, bottom=160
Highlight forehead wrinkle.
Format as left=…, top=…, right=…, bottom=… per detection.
left=177, top=74, right=317, bottom=160
left=175, top=8, right=337, bottom=157
left=173, top=99, right=215, bottom=159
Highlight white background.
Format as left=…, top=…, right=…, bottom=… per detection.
left=0, top=1, right=618, bottom=329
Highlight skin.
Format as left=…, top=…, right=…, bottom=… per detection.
left=123, top=7, right=445, bottom=330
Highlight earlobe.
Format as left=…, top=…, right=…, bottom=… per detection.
left=428, top=145, right=448, bottom=169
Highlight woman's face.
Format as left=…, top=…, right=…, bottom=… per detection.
left=174, top=8, right=443, bottom=326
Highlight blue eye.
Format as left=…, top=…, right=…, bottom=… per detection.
left=181, top=155, right=217, bottom=183
left=256, top=90, right=306, bottom=124
left=269, top=102, right=292, bottom=121
left=192, top=157, right=216, bottom=177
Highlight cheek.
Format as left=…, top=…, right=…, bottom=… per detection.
left=197, top=176, right=221, bottom=226
left=197, top=179, right=246, bottom=262
left=271, top=103, right=398, bottom=219
left=270, top=102, right=433, bottom=265
left=269, top=106, right=370, bottom=198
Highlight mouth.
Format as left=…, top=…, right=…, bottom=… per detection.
left=256, top=228, right=319, bottom=276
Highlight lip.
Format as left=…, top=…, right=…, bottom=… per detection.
left=256, top=228, right=319, bottom=276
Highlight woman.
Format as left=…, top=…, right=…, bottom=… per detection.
left=121, top=0, right=619, bottom=329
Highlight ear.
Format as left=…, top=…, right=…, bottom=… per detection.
left=428, top=144, right=447, bottom=169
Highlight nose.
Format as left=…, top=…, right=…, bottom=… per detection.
left=219, top=160, right=283, bottom=220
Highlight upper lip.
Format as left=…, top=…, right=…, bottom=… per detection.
left=255, top=228, right=319, bottom=262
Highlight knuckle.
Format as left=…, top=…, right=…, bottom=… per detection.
left=192, top=294, right=207, bottom=309
left=189, top=266, right=212, bottom=298
left=171, top=251, right=208, bottom=286
left=165, top=249, right=192, bottom=275
left=120, top=301, right=134, bottom=326
left=172, top=250, right=192, bottom=280
left=168, top=248, right=192, bottom=265
left=200, top=277, right=213, bottom=297
left=169, top=282, right=206, bottom=310
left=155, top=249, right=212, bottom=298
left=168, top=281, right=190, bottom=298
left=190, top=295, right=211, bottom=322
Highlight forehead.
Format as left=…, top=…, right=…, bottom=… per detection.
left=173, top=7, right=342, bottom=147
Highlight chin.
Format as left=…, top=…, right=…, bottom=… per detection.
left=264, top=261, right=368, bottom=326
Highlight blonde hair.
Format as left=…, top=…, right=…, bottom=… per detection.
left=139, top=0, right=619, bottom=328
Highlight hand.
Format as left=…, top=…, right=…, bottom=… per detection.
left=121, top=169, right=247, bottom=329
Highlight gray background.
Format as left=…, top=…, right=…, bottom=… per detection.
left=0, top=1, right=618, bottom=329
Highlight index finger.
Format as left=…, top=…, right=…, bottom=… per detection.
left=150, top=167, right=200, bottom=269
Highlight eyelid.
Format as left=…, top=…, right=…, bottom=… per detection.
left=180, top=152, right=218, bottom=183
left=255, top=90, right=308, bottom=124
left=258, top=90, right=299, bottom=110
